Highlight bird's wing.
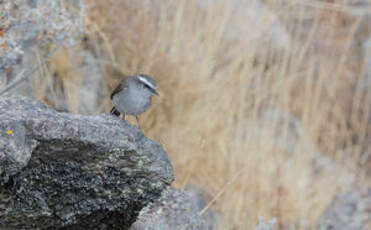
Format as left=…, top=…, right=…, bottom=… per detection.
left=110, top=81, right=127, bottom=99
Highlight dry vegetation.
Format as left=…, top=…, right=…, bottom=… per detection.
left=33, top=0, right=370, bottom=229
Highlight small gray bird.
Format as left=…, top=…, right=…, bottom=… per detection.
left=110, top=74, right=159, bottom=128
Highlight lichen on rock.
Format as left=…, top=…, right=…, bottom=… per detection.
left=0, top=96, right=174, bottom=229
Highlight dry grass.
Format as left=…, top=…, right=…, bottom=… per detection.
left=33, top=0, right=371, bottom=229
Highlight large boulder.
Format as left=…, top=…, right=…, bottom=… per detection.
left=0, top=96, right=174, bottom=229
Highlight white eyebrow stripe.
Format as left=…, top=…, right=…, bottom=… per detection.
left=138, top=76, right=156, bottom=89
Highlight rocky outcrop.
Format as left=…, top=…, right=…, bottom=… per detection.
left=0, top=0, right=110, bottom=115
left=0, top=96, right=174, bottom=229
left=0, top=0, right=86, bottom=106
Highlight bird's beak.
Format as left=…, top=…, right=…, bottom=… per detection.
left=151, top=88, right=160, bottom=96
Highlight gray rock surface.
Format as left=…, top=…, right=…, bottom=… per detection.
left=130, top=186, right=218, bottom=230
left=0, top=0, right=83, bottom=71
left=0, top=0, right=84, bottom=97
left=184, top=185, right=220, bottom=230
left=0, top=96, right=174, bottom=229
left=0, top=0, right=108, bottom=115
left=318, top=187, right=371, bottom=230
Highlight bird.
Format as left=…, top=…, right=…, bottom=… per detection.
left=110, top=74, right=159, bottom=129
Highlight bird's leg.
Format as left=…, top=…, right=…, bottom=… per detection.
left=135, top=115, right=142, bottom=130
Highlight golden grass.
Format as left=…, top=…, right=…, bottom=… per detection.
left=34, top=0, right=370, bottom=229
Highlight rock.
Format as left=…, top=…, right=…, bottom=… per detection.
left=184, top=185, right=220, bottom=230
left=0, top=0, right=108, bottom=115
left=0, top=0, right=84, bottom=70
left=318, top=187, right=371, bottom=230
left=130, top=186, right=218, bottom=230
left=0, top=0, right=84, bottom=96
left=0, top=96, right=174, bottom=229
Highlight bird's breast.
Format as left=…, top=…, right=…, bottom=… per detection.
left=113, top=89, right=152, bottom=115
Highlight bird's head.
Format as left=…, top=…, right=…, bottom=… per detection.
left=135, top=74, right=159, bottom=96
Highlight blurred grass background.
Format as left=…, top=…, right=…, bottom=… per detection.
left=32, top=0, right=370, bottom=229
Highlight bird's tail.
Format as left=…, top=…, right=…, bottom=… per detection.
left=110, top=107, right=120, bottom=116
